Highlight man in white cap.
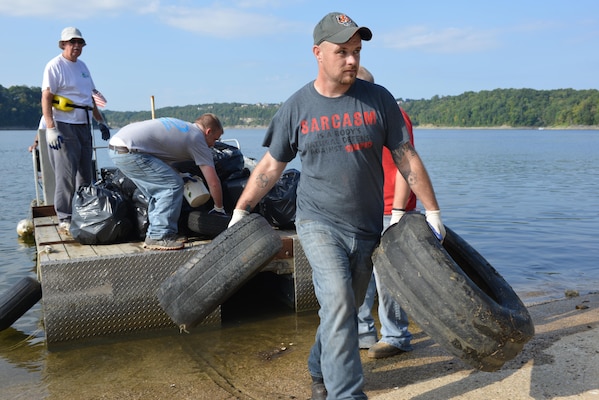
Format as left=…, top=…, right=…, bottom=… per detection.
left=41, top=27, right=110, bottom=235
left=228, top=11, right=445, bottom=399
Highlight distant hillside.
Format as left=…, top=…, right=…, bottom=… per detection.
left=103, top=102, right=281, bottom=129
left=1, top=84, right=597, bottom=129
left=401, top=88, right=599, bottom=128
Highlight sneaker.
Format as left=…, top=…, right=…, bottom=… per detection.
left=310, top=377, right=327, bottom=400
left=58, top=221, right=71, bottom=236
left=175, top=234, right=188, bottom=243
left=367, top=341, right=407, bottom=359
left=143, top=235, right=185, bottom=250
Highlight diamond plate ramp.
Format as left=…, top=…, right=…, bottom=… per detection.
left=292, top=238, right=319, bottom=312
left=40, top=248, right=220, bottom=343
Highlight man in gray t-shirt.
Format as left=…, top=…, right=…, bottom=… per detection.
left=263, top=78, right=408, bottom=238
left=228, top=12, right=445, bottom=400
left=109, top=114, right=224, bottom=250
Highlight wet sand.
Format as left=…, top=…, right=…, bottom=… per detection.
left=2, top=292, right=598, bottom=399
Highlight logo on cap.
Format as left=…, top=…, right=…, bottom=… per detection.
left=336, top=14, right=354, bottom=26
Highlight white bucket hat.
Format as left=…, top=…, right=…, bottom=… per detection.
left=58, top=27, right=85, bottom=47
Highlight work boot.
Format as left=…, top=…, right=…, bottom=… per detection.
left=311, top=376, right=327, bottom=400
left=367, top=341, right=407, bottom=359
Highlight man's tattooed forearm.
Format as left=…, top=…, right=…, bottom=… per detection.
left=391, top=142, right=414, bottom=164
left=391, top=147, right=405, bottom=165
left=392, top=142, right=418, bottom=186
left=403, top=141, right=417, bottom=156
left=256, top=173, right=269, bottom=188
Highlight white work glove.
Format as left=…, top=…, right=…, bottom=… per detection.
left=389, top=208, right=406, bottom=226
left=46, top=127, right=64, bottom=150
left=425, top=210, right=446, bottom=242
left=208, top=206, right=227, bottom=216
left=228, top=209, right=249, bottom=228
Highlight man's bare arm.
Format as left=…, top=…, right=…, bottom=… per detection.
left=391, top=142, right=440, bottom=212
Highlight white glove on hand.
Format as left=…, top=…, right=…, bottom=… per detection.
left=46, top=127, right=64, bottom=150
left=228, top=209, right=249, bottom=228
left=389, top=209, right=406, bottom=226
left=208, top=206, right=227, bottom=216
left=425, top=210, right=446, bottom=242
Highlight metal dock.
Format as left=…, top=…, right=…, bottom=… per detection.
left=33, top=205, right=318, bottom=344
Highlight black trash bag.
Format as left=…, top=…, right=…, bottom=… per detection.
left=222, top=174, right=249, bottom=213
left=258, top=169, right=300, bottom=229
left=212, top=141, right=245, bottom=181
left=130, top=188, right=149, bottom=240
left=70, top=184, right=132, bottom=244
left=172, top=141, right=245, bottom=183
left=99, top=167, right=148, bottom=240
left=100, top=167, right=138, bottom=200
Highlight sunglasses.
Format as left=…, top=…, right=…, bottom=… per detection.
left=67, top=38, right=86, bottom=46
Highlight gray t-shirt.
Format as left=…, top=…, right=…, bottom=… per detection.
left=264, top=79, right=409, bottom=238
left=113, top=117, right=214, bottom=167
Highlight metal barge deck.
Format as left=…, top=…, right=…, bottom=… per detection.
left=33, top=205, right=318, bottom=344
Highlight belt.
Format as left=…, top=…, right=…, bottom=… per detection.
left=108, top=144, right=136, bottom=154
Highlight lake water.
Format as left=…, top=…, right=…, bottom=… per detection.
left=1, top=127, right=598, bottom=398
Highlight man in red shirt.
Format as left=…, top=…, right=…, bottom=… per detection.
left=357, top=66, right=416, bottom=358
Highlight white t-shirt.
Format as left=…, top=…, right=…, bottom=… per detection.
left=42, top=54, right=96, bottom=124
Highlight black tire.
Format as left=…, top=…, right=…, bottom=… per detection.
left=373, top=212, right=534, bottom=372
left=0, top=277, right=42, bottom=331
left=187, top=211, right=231, bottom=238
left=157, top=213, right=282, bottom=331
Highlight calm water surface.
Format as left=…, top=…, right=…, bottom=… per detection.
left=0, top=128, right=598, bottom=398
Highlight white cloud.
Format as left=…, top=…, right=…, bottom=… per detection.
left=0, top=1, right=301, bottom=38
left=380, top=26, right=500, bottom=54
left=159, top=6, right=303, bottom=38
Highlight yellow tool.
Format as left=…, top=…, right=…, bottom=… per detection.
left=51, top=94, right=75, bottom=112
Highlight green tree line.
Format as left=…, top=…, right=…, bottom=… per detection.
left=401, top=88, right=599, bottom=127
left=1, top=84, right=597, bottom=129
left=0, top=85, right=44, bottom=128
left=103, top=102, right=281, bottom=128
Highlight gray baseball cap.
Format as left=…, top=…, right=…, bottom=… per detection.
left=313, top=12, right=372, bottom=45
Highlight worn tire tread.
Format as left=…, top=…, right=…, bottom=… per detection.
left=0, top=277, right=42, bottom=331
left=157, top=213, right=282, bottom=329
left=373, top=212, right=534, bottom=371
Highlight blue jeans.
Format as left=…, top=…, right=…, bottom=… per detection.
left=297, top=218, right=379, bottom=400
left=109, top=150, right=183, bottom=239
left=357, top=272, right=413, bottom=351
left=357, top=215, right=413, bottom=351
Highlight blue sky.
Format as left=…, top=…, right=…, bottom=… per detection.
left=1, top=1, right=597, bottom=112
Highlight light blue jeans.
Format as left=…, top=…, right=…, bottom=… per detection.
left=357, top=272, right=413, bottom=351
left=357, top=215, right=413, bottom=351
left=109, top=150, right=183, bottom=239
left=297, top=218, right=379, bottom=400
